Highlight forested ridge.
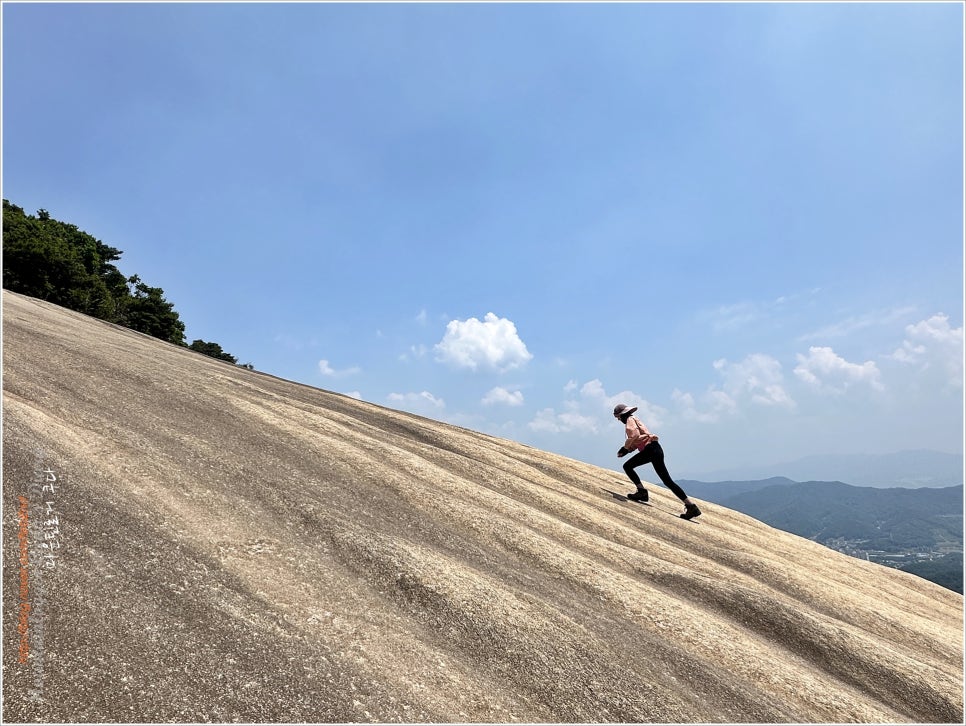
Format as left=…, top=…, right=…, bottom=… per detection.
left=2, top=200, right=248, bottom=367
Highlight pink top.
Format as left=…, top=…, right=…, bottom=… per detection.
left=624, top=415, right=658, bottom=451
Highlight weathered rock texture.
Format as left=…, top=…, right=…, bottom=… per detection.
left=2, top=290, right=963, bottom=723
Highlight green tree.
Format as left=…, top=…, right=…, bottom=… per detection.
left=3, top=200, right=186, bottom=346
left=3, top=201, right=254, bottom=365
left=189, top=339, right=238, bottom=364
left=2, top=200, right=91, bottom=310
left=120, top=276, right=186, bottom=346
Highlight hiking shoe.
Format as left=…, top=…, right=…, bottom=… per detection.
left=680, top=502, right=702, bottom=520
left=627, top=489, right=649, bottom=502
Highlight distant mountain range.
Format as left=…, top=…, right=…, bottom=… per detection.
left=681, top=477, right=964, bottom=592
left=682, top=449, right=963, bottom=488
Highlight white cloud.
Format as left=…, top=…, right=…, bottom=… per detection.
left=890, top=314, right=963, bottom=388
left=891, top=342, right=926, bottom=364
left=702, top=293, right=808, bottom=334
left=577, top=378, right=669, bottom=427
left=794, top=346, right=884, bottom=394
left=528, top=405, right=599, bottom=434
left=434, top=313, right=533, bottom=372
left=344, top=391, right=362, bottom=400
left=482, top=387, right=524, bottom=407
left=673, top=354, right=794, bottom=423
left=672, top=388, right=737, bottom=423
left=398, top=344, right=428, bottom=362
left=715, top=354, right=796, bottom=407
left=415, top=309, right=428, bottom=325
left=799, top=306, right=918, bottom=341
left=529, top=379, right=667, bottom=435
left=318, top=359, right=361, bottom=377
left=387, top=391, right=445, bottom=415
left=579, top=379, right=608, bottom=399
left=708, top=301, right=765, bottom=333
left=527, top=409, right=561, bottom=433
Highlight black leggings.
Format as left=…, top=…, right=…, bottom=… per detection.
left=623, top=441, right=689, bottom=502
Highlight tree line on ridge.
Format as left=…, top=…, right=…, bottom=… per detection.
left=2, top=200, right=250, bottom=368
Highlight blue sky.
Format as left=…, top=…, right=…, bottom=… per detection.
left=3, top=1, right=963, bottom=477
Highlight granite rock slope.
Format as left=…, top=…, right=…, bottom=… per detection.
left=3, top=291, right=963, bottom=723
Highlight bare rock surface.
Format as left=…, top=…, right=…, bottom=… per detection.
left=2, top=290, right=963, bottom=723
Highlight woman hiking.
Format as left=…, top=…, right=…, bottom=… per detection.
left=614, top=403, right=702, bottom=520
